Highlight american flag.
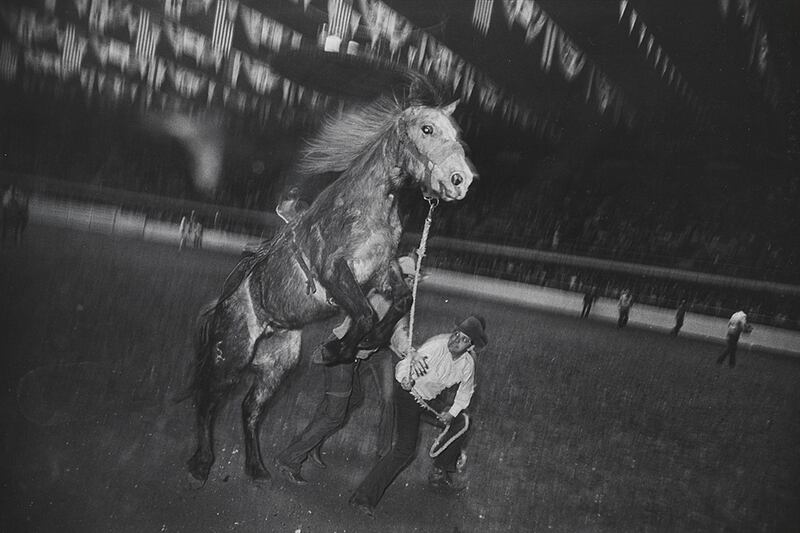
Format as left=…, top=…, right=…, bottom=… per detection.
left=212, top=0, right=234, bottom=58
left=471, top=0, right=494, bottom=37
left=0, top=40, right=19, bottom=81
left=327, top=0, right=352, bottom=40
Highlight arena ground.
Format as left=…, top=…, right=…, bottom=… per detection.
left=1, top=225, right=799, bottom=532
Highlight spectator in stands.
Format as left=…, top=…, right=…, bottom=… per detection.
left=349, top=315, right=487, bottom=517
left=617, top=289, right=633, bottom=328
left=671, top=299, right=688, bottom=336
left=717, top=310, right=753, bottom=368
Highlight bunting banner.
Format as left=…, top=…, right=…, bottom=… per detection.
left=1, top=40, right=19, bottom=81
left=556, top=31, right=585, bottom=82
left=471, top=0, right=494, bottom=37
left=58, top=23, right=87, bottom=76
left=359, top=0, right=413, bottom=54
left=617, top=1, right=700, bottom=115
left=88, top=0, right=136, bottom=40
left=161, top=21, right=220, bottom=71
left=240, top=55, right=280, bottom=95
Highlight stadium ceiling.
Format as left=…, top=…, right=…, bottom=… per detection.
left=2, top=0, right=798, bottom=169
left=260, top=0, right=799, bottom=159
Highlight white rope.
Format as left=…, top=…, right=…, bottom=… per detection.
left=406, top=197, right=437, bottom=381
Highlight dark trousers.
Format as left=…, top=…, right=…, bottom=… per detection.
left=717, top=334, right=739, bottom=367
left=351, top=382, right=467, bottom=509
left=617, top=309, right=630, bottom=328
left=277, top=349, right=395, bottom=470
left=671, top=317, right=684, bottom=336
left=581, top=300, right=593, bottom=318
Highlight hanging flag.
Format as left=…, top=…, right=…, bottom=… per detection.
left=135, top=10, right=161, bottom=61
left=540, top=18, right=556, bottom=72
left=164, top=0, right=184, bottom=21
left=645, top=35, right=654, bottom=57
left=556, top=31, right=585, bottom=82
left=524, top=5, right=546, bottom=45
left=637, top=23, right=647, bottom=47
left=584, top=64, right=594, bottom=103
left=58, top=24, right=87, bottom=77
left=718, top=0, right=730, bottom=17
left=737, top=0, right=756, bottom=29
left=212, top=0, right=235, bottom=58
left=627, top=9, right=637, bottom=34
left=0, top=40, right=18, bottom=81
left=471, top=0, right=494, bottom=37
left=242, top=55, right=280, bottom=94
left=618, top=0, right=628, bottom=23
left=500, top=0, right=522, bottom=29
left=594, top=70, right=614, bottom=114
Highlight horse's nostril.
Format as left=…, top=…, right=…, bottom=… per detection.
left=451, top=173, right=463, bottom=186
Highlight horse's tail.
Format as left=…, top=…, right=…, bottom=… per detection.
left=173, top=300, right=219, bottom=404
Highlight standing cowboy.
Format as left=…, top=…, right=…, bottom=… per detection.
left=671, top=299, right=688, bottom=336
left=349, top=315, right=487, bottom=517
left=617, top=289, right=633, bottom=328
left=717, top=310, right=752, bottom=368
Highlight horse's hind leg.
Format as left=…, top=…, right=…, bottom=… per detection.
left=187, top=308, right=246, bottom=484
left=242, top=329, right=302, bottom=482
left=187, top=376, right=232, bottom=483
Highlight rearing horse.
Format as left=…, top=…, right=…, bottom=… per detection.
left=187, top=88, right=476, bottom=484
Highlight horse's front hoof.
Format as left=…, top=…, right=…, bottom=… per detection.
left=187, top=456, right=212, bottom=486
left=246, top=463, right=273, bottom=485
left=186, top=470, right=207, bottom=490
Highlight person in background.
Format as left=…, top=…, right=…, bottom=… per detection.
left=717, top=309, right=753, bottom=368
left=2, top=184, right=29, bottom=245
left=581, top=287, right=597, bottom=319
left=617, top=289, right=633, bottom=328
left=671, top=299, right=688, bottom=336
left=273, top=254, right=420, bottom=484
left=349, top=315, right=487, bottom=518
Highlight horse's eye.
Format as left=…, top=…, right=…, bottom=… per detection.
left=451, top=173, right=463, bottom=186
left=421, top=125, right=433, bottom=135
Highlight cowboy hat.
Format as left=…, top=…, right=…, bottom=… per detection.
left=456, top=315, right=488, bottom=349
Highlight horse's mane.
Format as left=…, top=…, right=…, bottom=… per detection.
left=293, top=71, right=449, bottom=181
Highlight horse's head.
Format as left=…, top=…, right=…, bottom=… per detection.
left=399, top=101, right=476, bottom=202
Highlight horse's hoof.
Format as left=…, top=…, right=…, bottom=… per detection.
left=309, top=446, right=327, bottom=469
left=186, top=470, right=207, bottom=490
left=187, top=457, right=211, bottom=485
left=246, top=462, right=273, bottom=485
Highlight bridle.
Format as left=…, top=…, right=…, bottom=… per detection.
left=395, top=114, right=466, bottom=191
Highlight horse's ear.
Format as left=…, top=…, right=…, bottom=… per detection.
left=442, top=99, right=459, bottom=116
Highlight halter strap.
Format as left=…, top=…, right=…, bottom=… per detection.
left=397, top=118, right=436, bottom=184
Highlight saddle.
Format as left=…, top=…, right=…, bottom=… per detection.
left=213, top=229, right=317, bottom=313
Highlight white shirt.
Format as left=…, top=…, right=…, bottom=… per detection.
left=728, top=311, right=748, bottom=336
left=395, top=333, right=476, bottom=417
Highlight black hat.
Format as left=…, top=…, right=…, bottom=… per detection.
left=456, top=315, right=488, bottom=349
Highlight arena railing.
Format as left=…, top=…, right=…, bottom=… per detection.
left=4, top=172, right=798, bottom=331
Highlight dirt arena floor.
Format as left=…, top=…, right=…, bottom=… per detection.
left=2, top=225, right=799, bottom=532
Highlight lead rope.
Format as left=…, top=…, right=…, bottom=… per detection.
left=406, top=196, right=437, bottom=377
left=403, top=198, right=465, bottom=460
